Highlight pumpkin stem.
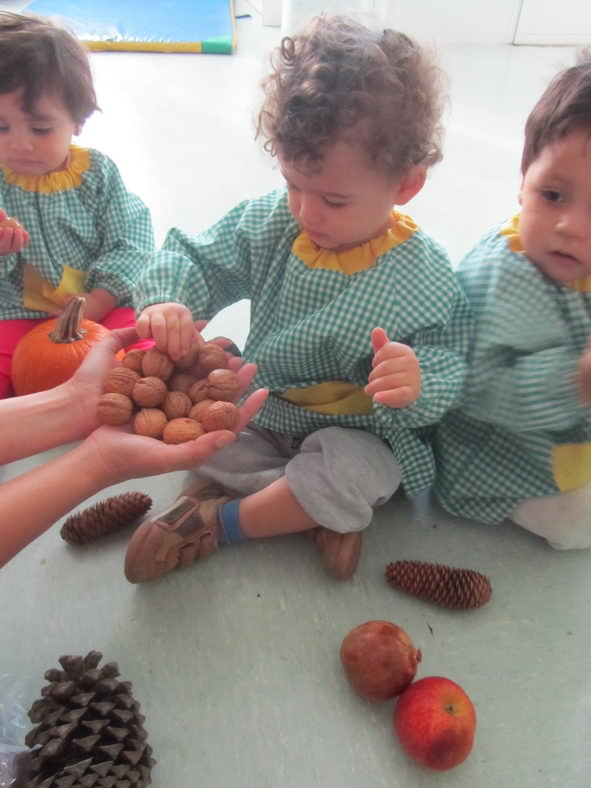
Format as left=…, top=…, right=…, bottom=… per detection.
left=48, top=297, right=88, bottom=344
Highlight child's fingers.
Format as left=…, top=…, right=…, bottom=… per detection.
left=368, top=356, right=413, bottom=383
left=372, top=386, right=415, bottom=409
left=177, top=315, right=197, bottom=359
left=371, top=327, right=390, bottom=354
left=164, top=314, right=185, bottom=361
left=135, top=313, right=151, bottom=339
left=371, top=340, right=414, bottom=368
left=365, top=370, right=414, bottom=396
left=147, top=312, right=171, bottom=353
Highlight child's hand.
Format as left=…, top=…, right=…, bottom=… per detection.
left=0, top=210, right=29, bottom=255
left=578, top=338, right=591, bottom=405
left=364, top=327, right=421, bottom=408
left=136, top=302, right=199, bottom=361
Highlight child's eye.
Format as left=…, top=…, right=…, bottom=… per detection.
left=32, top=127, right=52, bottom=136
left=323, top=198, right=347, bottom=209
left=541, top=189, right=563, bottom=203
left=0, top=126, right=8, bottom=133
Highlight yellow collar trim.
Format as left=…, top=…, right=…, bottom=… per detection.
left=2, top=145, right=90, bottom=193
left=500, top=213, right=591, bottom=292
left=292, top=211, right=418, bottom=274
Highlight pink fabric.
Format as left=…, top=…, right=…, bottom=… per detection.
left=0, top=307, right=152, bottom=398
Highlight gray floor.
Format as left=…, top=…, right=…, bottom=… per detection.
left=1, top=6, right=590, bottom=787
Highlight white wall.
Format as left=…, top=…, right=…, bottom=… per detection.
left=280, top=0, right=524, bottom=43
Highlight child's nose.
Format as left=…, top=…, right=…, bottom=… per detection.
left=298, top=195, right=322, bottom=225
left=556, top=206, right=588, bottom=238
left=9, top=132, right=34, bottom=152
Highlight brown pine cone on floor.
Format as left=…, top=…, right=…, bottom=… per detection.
left=385, top=560, right=492, bottom=610
left=22, top=651, right=156, bottom=786
left=60, top=492, right=152, bottom=545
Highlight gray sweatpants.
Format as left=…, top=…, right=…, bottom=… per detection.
left=193, top=424, right=402, bottom=534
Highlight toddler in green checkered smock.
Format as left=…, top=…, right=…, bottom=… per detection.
left=0, top=12, right=154, bottom=398
left=434, top=53, right=591, bottom=549
left=124, top=16, right=469, bottom=585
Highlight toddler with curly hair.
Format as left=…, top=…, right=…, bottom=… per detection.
left=124, top=16, right=468, bottom=584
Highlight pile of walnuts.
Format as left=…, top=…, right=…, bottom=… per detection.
left=96, top=343, right=242, bottom=443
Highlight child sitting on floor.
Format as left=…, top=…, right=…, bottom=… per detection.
left=0, top=12, right=154, bottom=397
left=124, top=15, right=468, bottom=584
left=434, top=51, right=591, bottom=549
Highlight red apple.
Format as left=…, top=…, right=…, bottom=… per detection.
left=340, top=620, right=422, bottom=701
left=393, top=676, right=476, bottom=771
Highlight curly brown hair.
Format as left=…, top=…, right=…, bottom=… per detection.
left=0, top=11, right=98, bottom=124
left=256, top=15, right=445, bottom=177
left=521, top=49, right=591, bottom=174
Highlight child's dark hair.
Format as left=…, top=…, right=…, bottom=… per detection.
left=0, top=11, right=98, bottom=124
left=256, top=15, right=445, bottom=177
left=522, top=49, right=591, bottom=173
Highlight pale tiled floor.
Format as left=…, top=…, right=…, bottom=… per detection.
left=1, top=6, right=590, bottom=787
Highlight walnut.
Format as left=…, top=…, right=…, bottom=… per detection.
left=134, top=408, right=168, bottom=438
left=188, top=398, right=216, bottom=421
left=188, top=378, right=210, bottom=404
left=97, top=392, right=133, bottom=425
left=141, top=347, right=174, bottom=381
left=103, top=366, right=140, bottom=397
left=162, top=391, right=192, bottom=420
left=162, top=417, right=205, bottom=444
left=168, top=372, right=195, bottom=394
left=194, top=343, right=228, bottom=377
left=173, top=340, right=203, bottom=371
left=201, top=401, right=239, bottom=432
left=132, top=376, right=168, bottom=408
left=207, top=369, right=241, bottom=402
left=121, top=349, right=146, bottom=374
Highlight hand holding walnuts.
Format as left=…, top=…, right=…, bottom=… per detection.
left=97, top=342, right=243, bottom=443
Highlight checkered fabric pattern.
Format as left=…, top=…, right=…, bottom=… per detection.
left=0, top=146, right=154, bottom=319
left=135, top=188, right=468, bottom=496
left=434, top=222, right=591, bottom=523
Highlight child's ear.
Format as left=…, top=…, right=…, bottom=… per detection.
left=73, top=121, right=84, bottom=136
left=517, top=176, right=524, bottom=205
left=393, top=165, right=427, bottom=205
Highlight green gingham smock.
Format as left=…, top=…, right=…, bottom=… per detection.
left=135, top=188, right=468, bottom=497
left=434, top=216, right=591, bottom=523
left=0, top=145, right=154, bottom=319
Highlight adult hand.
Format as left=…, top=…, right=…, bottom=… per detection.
left=79, top=383, right=268, bottom=488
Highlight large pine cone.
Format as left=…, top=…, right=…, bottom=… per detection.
left=61, top=493, right=152, bottom=545
left=385, top=560, right=492, bottom=610
left=22, top=651, right=155, bottom=787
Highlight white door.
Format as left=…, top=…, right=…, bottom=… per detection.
left=514, top=0, right=591, bottom=45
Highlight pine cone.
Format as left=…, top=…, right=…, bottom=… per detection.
left=22, top=651, right=156, bottom=787
left=385, top=560, right=492, bottom=610
left=61, top=493, right=152, bottom=545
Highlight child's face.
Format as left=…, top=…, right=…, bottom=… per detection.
left=519, top=127, right=591, bottom=282
left=279, top=141, right=424, bottom=252
left=0, top=89, right=81, bottom=176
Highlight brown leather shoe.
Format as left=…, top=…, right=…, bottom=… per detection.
left=310, top=527, right=362, bottom=580
left=124, top=484, right=228, bottom=583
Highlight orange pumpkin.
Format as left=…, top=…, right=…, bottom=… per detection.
left=11, top=297, right=111, bottom=395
